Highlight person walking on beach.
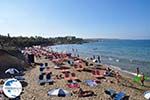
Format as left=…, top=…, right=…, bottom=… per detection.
left=115, top=71, right=121, bottom=84
left=136, top=67, right=140, bottom=75
left=97, top=55, right=101, bottom=63
left=93, top=55, right=95, bottom=59
left=141, top=73, right=145, bottom=86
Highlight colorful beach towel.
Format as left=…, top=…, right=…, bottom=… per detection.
left=133, top=75, right=150, bottom=83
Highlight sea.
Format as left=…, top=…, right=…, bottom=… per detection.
left=50, top=40, right=150, bottom=76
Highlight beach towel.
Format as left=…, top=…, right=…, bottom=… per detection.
left=84, top=80, right=97, bottom=87
left=133, top=76, right=141, bottom=83
left=133, top=75, right=150, bottom=83
left=67, top=83, right=80, bottom=88
left=104, top=88, right=116, bottom=98
left=114, top=92, right=126, bottom=100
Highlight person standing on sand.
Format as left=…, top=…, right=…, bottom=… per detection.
left=93, top=55, right=95, bottom=59
left=115, top=71, right=121, bottom=84
left=136, top=67, right=140, bottom=75
left=97, top=55, right=101, bottom=63
left=141, top=73, right=145, bottom=86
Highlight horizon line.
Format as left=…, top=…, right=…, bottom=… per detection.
left=0, top=34, right=150, bottom=40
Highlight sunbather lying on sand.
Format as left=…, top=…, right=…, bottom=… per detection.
left=55, top=74, right=63, bottom=80
left=72, top=87, right=95, bottom=97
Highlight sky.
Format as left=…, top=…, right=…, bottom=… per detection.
left=0, top=0, right=150, bottom=39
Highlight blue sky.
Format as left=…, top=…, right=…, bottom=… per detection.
left=0, top=0, right=149, bottom=39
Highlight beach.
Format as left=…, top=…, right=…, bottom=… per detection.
left=19, top=47, right=150, bottom=100
left=0, top=0, right=150, bottom=99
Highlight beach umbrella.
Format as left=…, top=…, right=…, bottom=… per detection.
left=84, top=80, right=97, bottom=87
left=5, top=68, right=19, bottom=75
left=144, top=91, right=150, bottom=100
left=48, top=88, right=71, bottom=97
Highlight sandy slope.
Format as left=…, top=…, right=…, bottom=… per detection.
left=0, top=49, right=28, bottom=79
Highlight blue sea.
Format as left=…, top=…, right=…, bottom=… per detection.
left=50, top=40, right=150, bottom=76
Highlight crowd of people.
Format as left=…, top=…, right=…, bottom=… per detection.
left=22, top=46, right=131, bottom=97
left=0, top=45, right=148, bottom=100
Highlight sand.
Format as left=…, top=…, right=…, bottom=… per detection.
left=20, top=57, right=150, bottom=100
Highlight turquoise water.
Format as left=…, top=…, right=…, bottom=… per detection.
left=51, top=40, right=150, bottom=76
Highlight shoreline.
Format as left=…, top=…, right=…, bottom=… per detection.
left=50, top=43, right=150, bottom=77
left=50, top=48, right=148, bottom=79
left=1, top=46, right=150, bottom=100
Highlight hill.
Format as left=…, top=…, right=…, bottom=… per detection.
left=0, top=49, right=28, bottom=79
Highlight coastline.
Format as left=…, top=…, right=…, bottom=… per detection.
left=23, top=49, right=150, bottom=100
left=50, top=41, right=150, bottom=76
left=78, top=55, right=150, bottom=82
left=1, top=46, right=150, bottom=100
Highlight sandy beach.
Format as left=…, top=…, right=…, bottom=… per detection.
left=0, top=0, right=150, bottom=99
left=19, top=55, right=150, bottom=100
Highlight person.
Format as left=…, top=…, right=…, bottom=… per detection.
left=136, top=67, right=140, bottom=75
left=93, top=55, right=95, bottom=59
left=55, top=74, right=63, bottom=80
left=0, top=80, right=4, bottom=85
left=97, top=55, right=101, bottom=63
left=115, top=71, right=121, bottom=84
left=141, top=73, right=145, bottom=86
left=105, top=67, right=113, bottom=76
left=74, top=87, right=94, bottom=97
left=78, top=88, right=84, bottom=95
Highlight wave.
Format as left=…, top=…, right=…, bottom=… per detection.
left=106, top=64, right=138, bottom=77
